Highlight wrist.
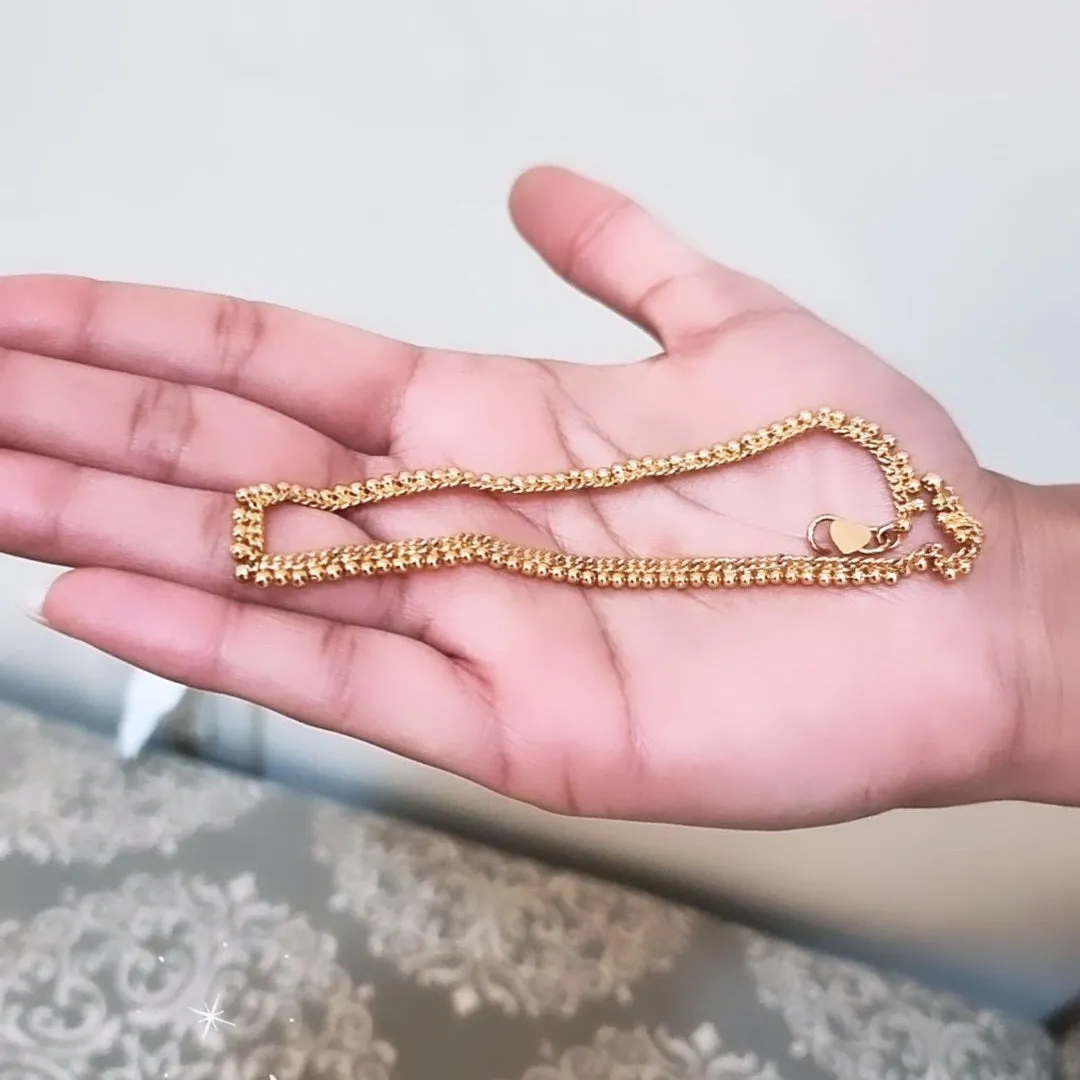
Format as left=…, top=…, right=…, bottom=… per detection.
left=1000, top=476, right=1080, bottom=805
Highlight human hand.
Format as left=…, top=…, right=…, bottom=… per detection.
left=0, top=167, right=1061, bottom=826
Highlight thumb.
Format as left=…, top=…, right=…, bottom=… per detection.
left=508, top=165, right=789, bottom=352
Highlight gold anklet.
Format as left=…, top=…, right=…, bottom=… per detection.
left=229, top=407, right=983, bottom=591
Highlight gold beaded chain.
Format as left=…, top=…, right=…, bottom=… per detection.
left=229, top=407, right=983, bottom=592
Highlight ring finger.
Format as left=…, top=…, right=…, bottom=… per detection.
left=0, top=448, right=425, bottom=635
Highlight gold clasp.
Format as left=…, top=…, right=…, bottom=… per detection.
left=807, top=515, right=900, bottom=556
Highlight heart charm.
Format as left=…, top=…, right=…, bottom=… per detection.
left=828, top=517, right=873, bottom=556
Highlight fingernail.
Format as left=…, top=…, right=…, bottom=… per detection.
left=16, top=587, right=51, bottom=627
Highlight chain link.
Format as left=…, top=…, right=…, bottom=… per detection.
left=229, top=406, right=984, bottom=591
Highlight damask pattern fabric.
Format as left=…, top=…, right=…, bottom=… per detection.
left=0, top=704, right=1057, bottom=1079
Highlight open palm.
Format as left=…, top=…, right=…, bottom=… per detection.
left=0, top=167, right=1031, bottom=827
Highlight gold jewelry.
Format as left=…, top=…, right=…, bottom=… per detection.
left=229, top=407, right=983, bottom=591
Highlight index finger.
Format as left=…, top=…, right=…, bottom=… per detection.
left=0, top=274, right=421, bottom=455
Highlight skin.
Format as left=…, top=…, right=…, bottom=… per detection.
left=0, top=166, right=1072, bottom=828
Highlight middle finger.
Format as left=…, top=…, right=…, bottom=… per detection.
left=0, top=347, right=375, bottom=492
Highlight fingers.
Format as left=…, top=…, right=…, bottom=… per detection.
left=509, top=165, right=793, bottom=351
left=0, top=449, right=411, bottom=633
left=0, top=347, right=369, bottom=492
left=0, top=275, right=423, bottom=453
left=39, top=568, right=504, bottom=787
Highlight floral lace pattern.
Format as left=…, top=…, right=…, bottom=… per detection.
left=312, top=802, right=694, bottom=1017
left=741, top=930, right=1053, bottom=1080
left=516, top=1023, right=786, bottom=1079
left=0, top=704, right=1057, bottom=1079
left=0, top=708, right=263, bottom=866
left=0, top=871, right=393, bottom=1079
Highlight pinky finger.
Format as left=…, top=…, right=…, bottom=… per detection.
left=37, top=568, right=504, bottom=787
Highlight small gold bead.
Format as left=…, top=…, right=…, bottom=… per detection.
left=291, top=569, right=309, bottom=587
left=342, top=561, right=360, bottom=576
left=272, top=569, right=290, bottom=587
left=521, top=561, right=536, bottom=576
left=234, top=564, right=252, bottom=582
left=689, top=571, right=704, bottom=587
left=550, top=566, right=566, bottom=582
left=566, top=567, right=580, bottom=583
left=595, top=571, right=610, bottom=587
left=673, top=573, right=688, bottom=589
left=626, top=572, right=640, bottom=588
left=610, top=572, right=625, bottom=588
left=580, top=570, right=596, bottom=586
left=641, top=573, right=657, bottom=589
left=800, top=569, right=816, bottom=585
left=658, top=573, right=672, bottom=588
left=254, top=570, right=272, bottom=588
left=229, top=543, right=250, bottom=560
left=852, top=568, right=866, bottom=585
left=784, top=567, right=800, bottom=584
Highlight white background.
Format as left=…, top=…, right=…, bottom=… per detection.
left=2, top=1, right=1079, bottom=1016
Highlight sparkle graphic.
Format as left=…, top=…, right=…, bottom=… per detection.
left=187, top=993, right=236, bottom=1040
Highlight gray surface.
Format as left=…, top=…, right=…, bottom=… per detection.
left=0, top=704, right=1057, bottom=1078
